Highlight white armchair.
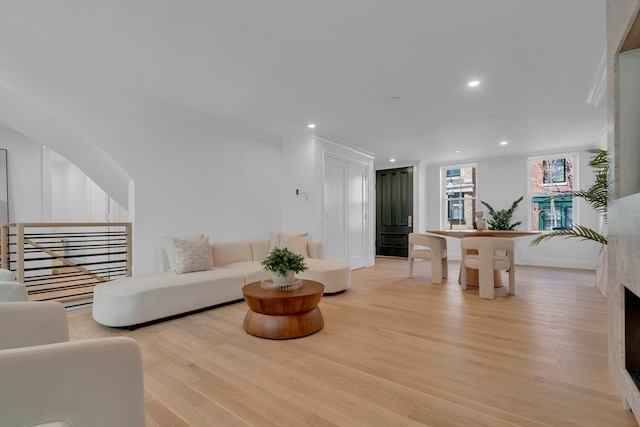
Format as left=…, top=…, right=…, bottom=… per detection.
left=461, top=237, right=515, bottom=300
left=0, top=301, right=69, bottom=349
left=0, top=280, right=28, bottom=302
left=0, top=268, right=28, bottom=302
left=408, top=233, right=448, bottom=284
left=0, top=301, right=146, bottom=427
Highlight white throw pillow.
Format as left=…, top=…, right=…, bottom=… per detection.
left=162, top=233, right=204, bottom=271
left=269, top=232, right=309, bottom=258
left=172, top=236, right=213, bottom=274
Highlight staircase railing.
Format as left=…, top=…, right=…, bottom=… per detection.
left=1, top=222, right=132, bottom=307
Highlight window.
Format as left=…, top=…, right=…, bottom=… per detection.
left=441, top=164, right=477, bottom=230
left=529, top=155, right=575, bottom=231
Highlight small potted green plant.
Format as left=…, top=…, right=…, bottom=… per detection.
left=480, top=196, right=524, bottom=230
left=261, top=247, right=308, bottom=284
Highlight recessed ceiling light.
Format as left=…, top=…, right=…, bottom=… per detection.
left=390, top=158, right=396, bottom=162
left=467, top=80, right=480, bottom=87
left=500, top=140, right=509, bottom=146
left=455, top=150, right=461, bottom=153
left=307, top=123, right=316, bottom=129
left=390, top=96, right=400, bottom=102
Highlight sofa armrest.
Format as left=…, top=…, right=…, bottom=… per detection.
left=308, top=241, right=323, bottom=259
left=0, top=337, right=146, bottom=427
left=0, top=268, right=16, bottom=281
left=0, top=301, right=70, bottom=350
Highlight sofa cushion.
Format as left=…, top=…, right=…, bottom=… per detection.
left=297, top=258, right=351, bottom=294
left=162, top=233, right=204, bottom=271
left=250, top=240, right=269, bottom=261
left=221, top=261, right=271, bottom=284
left=269, top=232, right=309, bottom=257
left=173, top=236, right=213, bottom=274
left=211, top=241, right=253, bottom=267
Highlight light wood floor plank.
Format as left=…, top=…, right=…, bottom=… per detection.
left=67, top=258, right=636, bottom=426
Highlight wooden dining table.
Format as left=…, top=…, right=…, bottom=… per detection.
left=425, top=230, right=541, bottom=287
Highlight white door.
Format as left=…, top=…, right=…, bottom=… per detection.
left=348, top=162, right=367, bottom=269
left=324, top=155, right=368, bottom=268
left=323, top=157, right=347, bottom=263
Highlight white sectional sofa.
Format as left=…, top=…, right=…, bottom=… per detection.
left=92, top=235, right=350, bottom=329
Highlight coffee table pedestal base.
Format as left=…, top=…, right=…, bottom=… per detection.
left=243, top=307, right=324, bottom=339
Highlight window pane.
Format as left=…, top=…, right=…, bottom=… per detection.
left=532, top=195, right=573, bottom=230
left=442, top=165, right=476, bottom=230
left=450, top=200, right=464, bottom=220
left=543, top=159, right=566, bottom=183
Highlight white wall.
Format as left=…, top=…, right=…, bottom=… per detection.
left=2, top=100, right=284, bottom=276
left=1, top=130, right=125, bottom=223
left=0, top=129, right=46, bottom=222
left=0, top=84, right=131, bottom=210
left=427, top=149, right=602, bottom=269
left=118, top=112, right=284, bottom=275
left=51, top=160, right=88, bottom=222
left=280, top=133, right=322, bottom=240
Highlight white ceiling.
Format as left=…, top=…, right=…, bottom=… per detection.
left=0, top=0, right=607, bottom=166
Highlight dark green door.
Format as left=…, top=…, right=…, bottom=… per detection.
left=376, top=167, right=413, bottom=257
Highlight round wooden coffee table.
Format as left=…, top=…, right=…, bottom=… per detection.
left=242, top=279, right=324, bottom=339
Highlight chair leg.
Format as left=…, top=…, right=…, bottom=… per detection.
left=441, top=257, right=448, bottom=280
left=479, top=268, right=495, bottom=300
left=431, top=258, right=442, bottom=284
left=409, top=258, right=414, bottom=278
left=460, top=262, right=468, bottom=290
left=508, top=265, right=516, bottom=295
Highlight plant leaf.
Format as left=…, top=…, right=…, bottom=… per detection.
left=530, top=225, right=607, bottom=246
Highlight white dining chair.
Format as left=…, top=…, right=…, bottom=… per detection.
left=460, top=237, right=515, bottom=299
left=408, top=233, right=448, bottom=284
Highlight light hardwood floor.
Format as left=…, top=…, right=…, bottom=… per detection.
left=67, top=258, right=637, bottom=427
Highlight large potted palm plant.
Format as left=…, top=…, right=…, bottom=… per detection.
left=530, top=149, right=609, bottom=296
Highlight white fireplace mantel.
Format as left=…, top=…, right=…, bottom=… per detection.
left=606, top=1, right=640, bottom=424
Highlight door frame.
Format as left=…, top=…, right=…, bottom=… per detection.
left=322, top=152, right=370, bottom=268
left=375, top=166, right=414, bottom=257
